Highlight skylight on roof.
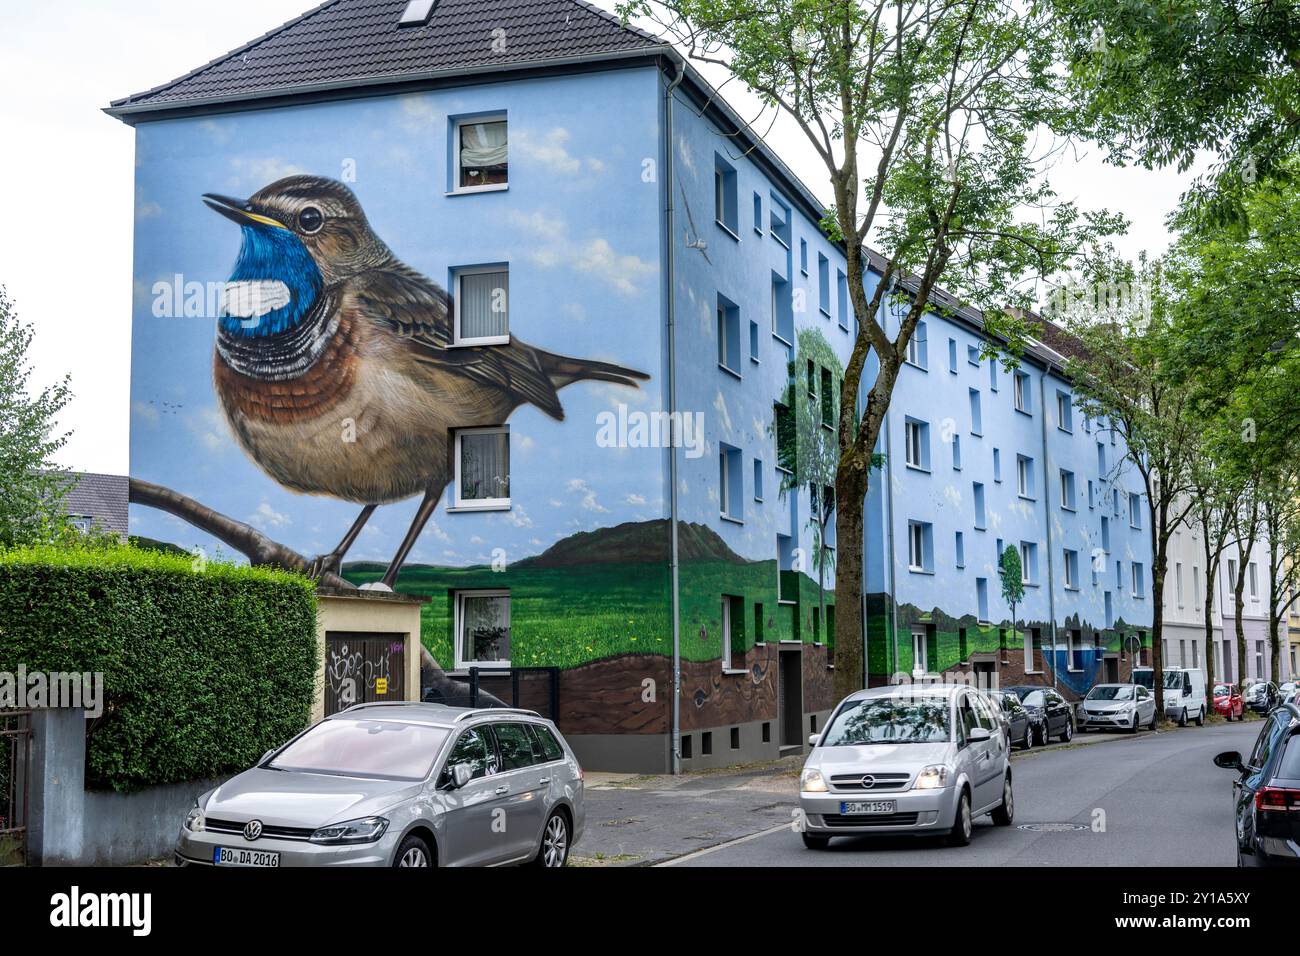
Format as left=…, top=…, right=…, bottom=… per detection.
left=398, top=0, right=436, bottom=26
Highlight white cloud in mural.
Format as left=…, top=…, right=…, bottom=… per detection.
left=226, top=157, right=307, bottom=192
left=508, top=210, right=656, bottom=296
left=943, top=484, right=962, bottom=508
left=132, top=400, right=160, bottom=428
left=625, top=493, right=647, bottom=506
left=713, top=389, right=733, bottom=435
left=250, top=501, right=290, bottom=528
left=566, top=478, right=610, bottom=513
left=513, top=127, right=591, bottom=176
left=500, top=504, right=535, bottom=528
left=396, top=94, right=443, bottom=132
left=186, top=406, right=233, bottom=453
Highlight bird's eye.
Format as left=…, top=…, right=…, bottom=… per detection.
left=297, top=206, right=324, bottom=234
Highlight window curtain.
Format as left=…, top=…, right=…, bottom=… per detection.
left=459, top=271, right=508, bottom=338
left=462, top=595, right=510, bottom=662
left=461, top=122, right=508, bottom=169
left=460, top=431, right=509, bottom=501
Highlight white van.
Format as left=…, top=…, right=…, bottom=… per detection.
left=1133, top=667, right=1206, bottom=725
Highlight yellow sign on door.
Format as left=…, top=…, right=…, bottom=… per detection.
left=375, top=678, right=388, bottom=695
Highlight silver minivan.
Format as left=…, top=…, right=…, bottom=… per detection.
left=175, top=702, right=584, bottom=867
left=798, top=685, right=1013, bottom=848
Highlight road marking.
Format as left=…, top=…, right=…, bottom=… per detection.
left=655, top=822, right=790, bottom=866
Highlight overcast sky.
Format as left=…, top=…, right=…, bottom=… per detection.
left=0, top=0, right=1201, bottom=476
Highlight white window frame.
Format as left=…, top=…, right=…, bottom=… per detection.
left=720, top=449, right=734, bottom=519
left=453, top=425, right=511, bottom=510
left=454, top=589, right=511, bottom=669
left=1023, top=629, right=1037, bottom=672
left=721, top=597, right=735, bottom=670
left=1059, top=469, right=1074, bottom=510
left=1132, top=561, right=1143, bottom=597
left=1020, top=541, right=1033, bottom=585
left=1249, top=562, right=1259, bottom=600
left=1017, top=455, right=1032, bottom=499
left=904, top=419, right=926, bottom=470
left=451, top=116, right=508, bottom=195
left=452, top=264, right=510, bottom=346
left=1176, top=562, right=1184, bottom=607
left=912, top=625, right=929, bottom=677
left=1064, top=549, right=1077, bottom=589
left=1014, top=372, right=1027, bottom=412
left=908, top=521, right=927, bottom=572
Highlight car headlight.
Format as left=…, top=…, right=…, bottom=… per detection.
left=183, top=801, right=204, bottom=833
left=309, top=816, right=390, bottom=845
left=914, top=765, right=949, bottom=790
left=800, top=769, right=828, bottom=793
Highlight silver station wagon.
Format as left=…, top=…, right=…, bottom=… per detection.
left=799, top=684, right=1014, bottom=848
left=175, top=702, right=584, bottom=868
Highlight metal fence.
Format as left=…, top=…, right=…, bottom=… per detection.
left=0, top=711, right=30, bottom=865
left=423, top=667, right=560, bottom=722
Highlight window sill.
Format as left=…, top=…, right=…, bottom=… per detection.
left=908, top=567, right=935, bottom=576
left=447, top=184, right=509, bottom=197
left=722, top=667, right=748, bottom=676
left=716, top=220, right=740, bottom=241
left=1065, top=585, right=1080, bottom=592
left=449, top=663, right=511, bottom=673
left=450, top=336, right=510, bottom=348
left=1015, top=407, right=1032, bottom=417
left=1061, top=505, right=1076, bottom=513
left=771, top=332, right=793, bottom=348
left=720, top=514, right=744, bottom=526
left=754, top=496, right=764, bottom=504
left=905, top=463, right=931, bottom=474
left=770, top=234, right=789, bottom=249
left=749, top=356, right=760, bottom=365
left=718, top=363, right=742, bottom=381
left=819, top=308, right=831, bottom=319
left=904, top=359, right=927, bottom=372
left=447, top=502, right=512, bottom=513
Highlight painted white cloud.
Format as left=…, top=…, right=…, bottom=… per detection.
left=567, top=478, right=610, bottom=513
left=508, top=210, right=656, bottom=296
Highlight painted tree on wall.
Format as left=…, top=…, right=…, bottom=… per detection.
left=620, top=0, right=1119, bottom=699
left=998, top=544, right=1024, bottom=655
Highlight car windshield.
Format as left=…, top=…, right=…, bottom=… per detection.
left=1086, top=685, right=1134, bottom=701
left=1164, top=672, right=1186, bottom=690
left=1022, top=691, right=1045, bottom=707
left=1133, top=670, right=1155, bottom=689
left=821, top=695, right=951, bottom=745
left=1213, top=684, right=1233, bottom=697
left=268, top=718, right=450, bottom=781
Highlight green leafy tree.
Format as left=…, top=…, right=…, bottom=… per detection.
left=998, top=544, right=1024, bottom=652
left=1055, top=0, right=1300, bottom=225
left=621, top=0, right=1120, bottom=698
left=0, top=287, right=72, bottom=547
left=1062, top=256, right=1200, bottom=718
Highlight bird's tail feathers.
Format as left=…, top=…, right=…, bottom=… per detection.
left=537, top=349, right=651, bottom=390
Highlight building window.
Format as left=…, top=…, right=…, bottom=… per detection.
left=774, top=402, right=795, bottom=473
left=452, top=265, right=509, bottom=344
left=1101, top=515, right=1110, bottom=553
left=1017, top=454, right=1034, bottom=499
left=721, top=594, right=743, bottom=669
left=753, top=192, right=763, bottom=234
left=817, top=254, right=831, bottom=315
left=771, top=273, right=793, bottom=342
left=749, top=320, right=759, bottom=362
left=990, top=358, right=998, bottom=392
left=969, top=389, right=982, bottom=435
left=906, top=321, right=928, bottom=368
left=799, top=238, right=808, bottom=274
left=993, top=448, right=1001, bottom=482
left=1064, top=548, right=1079, bottom=589
left=454, top=427, right=510, bottom=508
left=1013, top=371, right=1030, bottom=413
left=951, top=434, right=962, bottom=471
left=1227, top=558, right=1237, bottom=593
left=769, top=194, right=791, bottom=246
left=1059, top=468, right=1075, bottom=511
left=714, top=154, right=738, bottom=234
left=716, top=294, right=741, bottom=375
left=1129, top=493, right=1142, bottom=529
left=1019, top=541, right=1037, bottom=584
left=1193, top=566, right=1201, bottom=610
left=1024, top=629, right=1038, bottom=672
left=1097, top=441, right=1106, bottom=476
left=1056, top=390, right=1072, bottom=432
left=753, top=458, right=764, bottom=502
left=1087, top=479, right=1095, bottom=509
left=837, top=270, right=849, bottom=330
left=1175, top=562, right=1184, bottom=606
left=455, top=590, right=511, bottom=668
left=820, top=367, right=834, bottom=428
left=948, top=338, right=959, bottom=373
left=973, top=482, right=986, bottom=530
left=1249, top=562, right=1258, bottom=599
left=719, top=444, right=743, bottom=522
left=976, top=577, right=989, bottom=622
left=453, top=116, right=508, bottom=193
left=908, top=521, right=933, bottom=572
left=955, top=531, right=965, bottom=569
left=68, top=515, right=94, bottom=533
left=904, top=418, right=930, bottom=470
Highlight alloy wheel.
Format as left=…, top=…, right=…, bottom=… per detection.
left=542, top=814, right=569, bottom=868
left=399, top=846, right=429, bottom=867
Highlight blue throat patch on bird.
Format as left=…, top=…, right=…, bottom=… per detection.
left=219, top=223, right=322, bottom=338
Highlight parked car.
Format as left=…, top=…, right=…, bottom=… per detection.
left=175, top=702, right=584, bottom=868
left=799, top=685, right=1014, bottom=849
left=1213, top=683, right=1245, bottom=721
left=1003, top=685, right=1074, bottom=744
left=1280, top=682, right=1298, bottom=705
left=1162, top=667, right=1207, bottom=726
left=1078, top=683, right=1157, bottom=733
left=1213, top=702, right=1300, bottom=866
left=986, top=689, right=1033, bottom=750
left=1244, top=681, right=1280, bottom=716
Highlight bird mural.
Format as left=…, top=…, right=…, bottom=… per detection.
left=203, top=175, right=649, bottom=589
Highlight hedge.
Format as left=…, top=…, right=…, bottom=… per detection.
left=0, top=544, right=318, bottom=791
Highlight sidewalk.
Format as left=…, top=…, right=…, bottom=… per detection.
left=571, top=724, right=1189, bottom=866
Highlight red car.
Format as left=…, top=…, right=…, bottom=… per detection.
left=1213, top=683, right=1244, bottom=721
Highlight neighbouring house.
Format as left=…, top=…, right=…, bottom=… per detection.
left=60, top=472, right=129, bottom=538
left=107, top=0, right=1153, bottom=773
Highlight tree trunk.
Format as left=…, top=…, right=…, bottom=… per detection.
left=1149, top=502, right=1168, bottom=717
left=1203, top=559, right=1218, bottom=709
left=1235, top=563, right=1248, bottom=684
left=832, top=459, right=871, bottom=702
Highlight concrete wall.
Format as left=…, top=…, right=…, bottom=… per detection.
left=314, top=589, right=424, bottom=723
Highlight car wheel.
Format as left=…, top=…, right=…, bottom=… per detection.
left=1178, top=708, right=1187, bottom=727
left=1060, top=719, right=1073, bottom=743
left=991, top=774, right=1014, bottom=826
left=802, top=833, right=830, bottom=850
left=1019, top=725, right=1033, bottom=750
left=1195, top=708, right=1205, bottom=727
left=948, top=789, right=973, bottom=846
left=394, top=834, right=433, bottom=868
left=532, top=810, right=570, bottom=868
left=1149, top=709, right=1157, bottom=730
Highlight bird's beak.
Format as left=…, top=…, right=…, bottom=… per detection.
left=202, top=193, right=287, bottom=230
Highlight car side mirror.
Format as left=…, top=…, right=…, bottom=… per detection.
left=1213, top=751, right=1243, bottom=772
left=452, top=763, right=474, bottom=789
left=808, top=733, right=821, bottom=748
left=260, top=748, right=276, bottom=765
left=968, top=727, right=992, bottom=742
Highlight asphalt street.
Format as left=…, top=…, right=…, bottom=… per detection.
left=664, top=720, right=1261, bottom=866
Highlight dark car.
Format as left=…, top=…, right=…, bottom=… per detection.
left=1214, top=702, right=1300, bottom=866
left=1003, top=685, right=1074, bottom=744
left=1213, top=683, right=1245, bottom=721
left=987, top=690, right=1034, bottom=750
left=1244, top=681, right=1280, bottom=716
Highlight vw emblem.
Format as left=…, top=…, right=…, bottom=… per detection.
left=244, top=819, right=263, bottom=842
left=860, top=774, right=876, bottom=790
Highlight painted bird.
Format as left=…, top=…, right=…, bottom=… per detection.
left=203, top=175, right=649, bottom=588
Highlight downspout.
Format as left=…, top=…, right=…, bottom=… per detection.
left=664, top=59, right=686, bottom=774
left=881, top=292, right=899, bottom=682
left=1038, top=365, right=1059, bottom=690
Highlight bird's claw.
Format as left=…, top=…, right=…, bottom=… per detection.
left=309, top=553, right=342, bottom=579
